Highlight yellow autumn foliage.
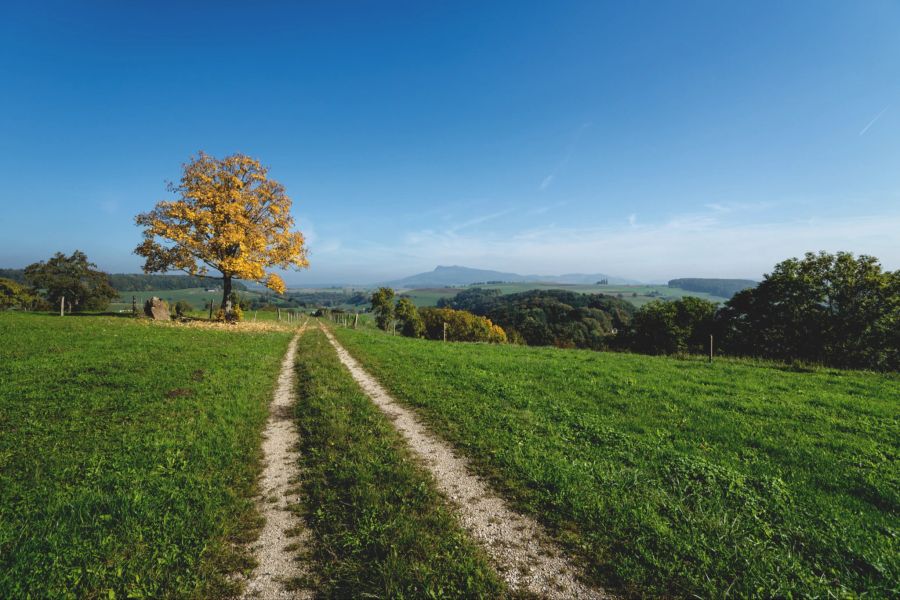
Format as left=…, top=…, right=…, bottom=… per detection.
left=134, top=152, right=308, bottom=301
left=419, top=307, right=507, bottom=343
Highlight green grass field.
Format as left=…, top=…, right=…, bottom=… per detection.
left=331, top=325, right=899, bottom=598
left=290, top=328, right=508, bottom=597
left=109, top=287, right=267, bottom=313
left=0, top=312, right=294, bottom=599
left=399, top=283, right=729, bottom=308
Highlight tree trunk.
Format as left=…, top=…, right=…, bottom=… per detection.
left=221, top=274, right=232, bottom=310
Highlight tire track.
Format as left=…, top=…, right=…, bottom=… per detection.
left=242, top=328, right=312, bottom=599
left=321, top=325, right=612, bottom=600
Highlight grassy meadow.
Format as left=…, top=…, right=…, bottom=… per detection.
left=109, top=287, right=266, bottom=313
left=400, top=282, right=729, bottom=308
left=331, top=325, right=899, bottom=598
left=290, top=328, right=508, bottom=598
left=0, top=312, right=294, bottom=599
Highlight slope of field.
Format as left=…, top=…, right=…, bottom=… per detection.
left=331, top=326, right=899, bottom=598
left=401, top=283, right=728, bottom=308
left=292, top=328, right=507, bottom=597
left=0, top=313, right=293, bottom=598
left=110, top=287, right=266, bottom=312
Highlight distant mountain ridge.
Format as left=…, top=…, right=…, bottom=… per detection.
left=385, top=265, right=639, bottom=288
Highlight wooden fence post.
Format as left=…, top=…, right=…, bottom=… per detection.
left=354, top=313, right=359, bottom=329
left=60, top=295, right=65, bottom=317
left=443, top=321, right=447, bottom=342
left=709, top=334, right=714, bottom=363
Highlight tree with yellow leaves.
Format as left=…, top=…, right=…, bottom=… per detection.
left=135, top=152, right=308, bottom=310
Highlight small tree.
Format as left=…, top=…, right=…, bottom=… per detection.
left=370, top=287, right=395, bottom=331
left=0, top=278, right=38, bottom=310
left=395, top=297, right=424, bottom=337
left=716, top=251, right=899, bottom=369
left=135, top=152, right=308, bottom=310
left=625, top=297, right=717, bottom=355
left=24, top=251, right=118, bottom=312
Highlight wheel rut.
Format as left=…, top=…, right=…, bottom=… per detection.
left=321, top=326, right=612, bottom=600
left=241, top=328, right=312, bottom=599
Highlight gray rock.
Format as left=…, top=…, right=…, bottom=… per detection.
left=143, top=297, right=170, bottom=321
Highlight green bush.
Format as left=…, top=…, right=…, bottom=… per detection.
left=622, top=296, right=717, bottom=355
left=173, top=300, right=194, bottom=317
left=395, top=297, right=424, bottom=337
left=370, top=287, right=395, bottom=331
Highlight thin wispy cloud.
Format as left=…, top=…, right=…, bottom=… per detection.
left=527, top=201, right=568, bottom=216
left=859, top=107, right=888, bottom=136
left=539, top=121, right=592, bottom=190
left=447, top=208, right=514, bottom=233
left=316, top=207, right=900, bottom=283
left=703, top=201, right=776, bottom=214
left=540, top=175, right=555, bottom=190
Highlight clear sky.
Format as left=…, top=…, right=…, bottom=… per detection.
left=1, top=1, right=898, bottom=284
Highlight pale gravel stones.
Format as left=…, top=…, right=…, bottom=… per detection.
left=321, top=326, right=612, bottom=600
left=242, top=329, right=312, bottom=599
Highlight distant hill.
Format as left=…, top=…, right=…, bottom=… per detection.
left=386, top=265, right=637, bottom=288
left=668, top=278, right=757, bottom=299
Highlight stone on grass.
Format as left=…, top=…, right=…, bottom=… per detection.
left=144, top=297, right=170, bottom=321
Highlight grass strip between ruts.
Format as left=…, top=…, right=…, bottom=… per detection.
left=291, top=327, right=511, bottom=598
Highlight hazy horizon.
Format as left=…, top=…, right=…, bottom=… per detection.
left=2, top=2, right=899, bottom=284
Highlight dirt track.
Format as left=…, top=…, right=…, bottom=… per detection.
left=241, top=328, right=312, bottom=599
left=321, top=326, right=611, bottom=599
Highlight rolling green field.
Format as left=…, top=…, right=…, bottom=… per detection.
left=400, top=283, right=729, bottom=308
left=331, top=325, right=900, bottom=598
left=0, top=312, right=294, bottom=599
left=109, top=287, right=266, bottom=313
left=291, top=328, right=508, bottom=597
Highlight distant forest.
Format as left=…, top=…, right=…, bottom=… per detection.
left=439, top=288, right=635, bottom=349
left=0, top=269, right=246, bottom=292
left=668, top=278, right=757, bottom=298
left=283, top=290, right=369, bottom=308
left=106, top=274, right=248, bottom=292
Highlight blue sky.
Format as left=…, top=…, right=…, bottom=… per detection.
left=1, top=1, right=898, bottom=284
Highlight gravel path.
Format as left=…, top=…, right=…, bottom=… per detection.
left=321, top=326, right=612, bottom=599
left=242, top=329, right=312, bottom=599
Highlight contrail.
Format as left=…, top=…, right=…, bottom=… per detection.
left=859, top=107, right=888, bottom=136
